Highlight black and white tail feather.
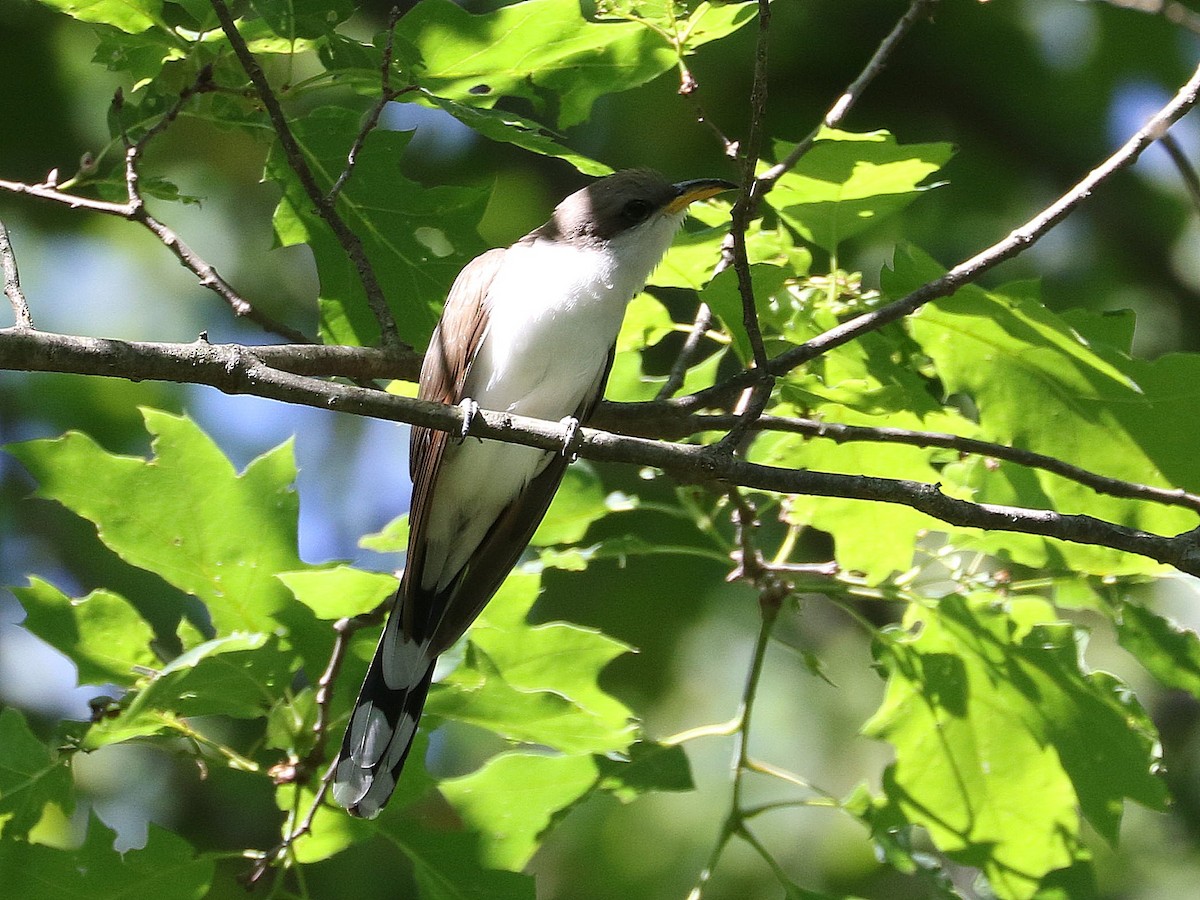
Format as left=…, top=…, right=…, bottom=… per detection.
left=330, top=605, right=435, bottom=818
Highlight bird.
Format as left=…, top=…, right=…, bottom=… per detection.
left=330, top=169, right=736, bottom=818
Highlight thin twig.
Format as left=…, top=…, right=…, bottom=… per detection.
left=677, top=63, right=738, bottom=158
left=688, top=545, right=784, bottom=899
left=0, top=221, right=32, bottom=329
left=209, top=0, right=404, bottom=350
left=304, top=608, right=385, bottom=769
left=1161, top=131, right=1200, bottom=218
left=327, top=8, right=413, bottom=203
left=0, top=70, right=314, bottom=344
left=656, top=304, right=715, bottom=400
left=727, top=0, right=773, bottom=377
left=684, top=56, right=1200, bottom=409
left=757, top=0, right=939, bottom=193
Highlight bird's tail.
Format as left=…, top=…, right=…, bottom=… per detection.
left=330, top=608, right=436, bottom=819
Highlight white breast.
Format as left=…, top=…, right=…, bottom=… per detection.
left=419, top=210, right=687, bottom=592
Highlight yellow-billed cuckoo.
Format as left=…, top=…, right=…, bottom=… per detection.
left=331, top=169, right=735, bottom=817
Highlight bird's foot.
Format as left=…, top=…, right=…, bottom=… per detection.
left=558, top=415, right=583, bottom=460
left=458, top=397, right=480, bottom=444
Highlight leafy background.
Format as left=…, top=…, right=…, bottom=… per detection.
left=3, top=0, right=1200, bottom=898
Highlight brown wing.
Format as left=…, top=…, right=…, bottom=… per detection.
left=422, top=346, right=616, bottom=654
left=401, top=248, right=505, bottom=638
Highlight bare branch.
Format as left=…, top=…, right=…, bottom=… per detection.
left=655, top=304, right=715, bottom=400
left=1161, top=131, right=1200, bottom=218
left=327, top=8, right=414, bottom=203
left=729, top=412, right=1200, bottom=514
left=1, top=69, right=315, bottom=345
left=5, top=327, right=1199, bottom=577
left=209, top=0, right=404, bottom=350
left=0, top=221, right=32, bottom=329
left=758, top=0, right=939, bottom=192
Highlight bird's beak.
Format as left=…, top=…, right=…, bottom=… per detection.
left=666, top=178, right=738, bottom=214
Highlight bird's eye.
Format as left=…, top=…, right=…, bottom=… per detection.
left=621, top=198, right=652, bottom=223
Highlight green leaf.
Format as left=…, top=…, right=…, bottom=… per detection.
left=0, top=815, right=213, bottom=899
left=250, top=0, right=354, bottom=40
left=531, top=464, right=608, bottom=547
left=92, top=26, right=185, bottom=90
left=769, top=129, right=952, bottom=255
left=0, top=709, right=73, bottom=840
left=385, top=820, right=536, bottom=900
left=6, top=409, right=297, bottom=630
left=864, top=593, right=1164, bottom=899
left=700, top=263, right=791, bottom=363
left=594, top=740, right=694, bottom=801
left=1116, top=602, right=1200, bottom=699
left=614, top=292, right=676, bottom=354
left=426, top=572, right=637, bottom=754
left=418, top=94, right=613, bottom=177
left=441, top=753, right=598, bottom=870
left=360, top=513, right=409, bottom=553
left=399, top=0, right=752, bottom=129
left=87, top=633, right=296, bottom=747
left=14, top=578, right=157, bottom=687
left=5, top=410, right=321, bottom=655
left=39, top=0, right=162, bottom=34
left=267, top=108, right=488, bottom=349
left=897, top=247, right=1199, bottom=572
left=278, top=565, right=397, bottom=620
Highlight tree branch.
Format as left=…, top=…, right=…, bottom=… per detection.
left=209, top=0, right=403, bottom=351
left=0, top=69, right=314, bottom=345
left=327, top=8, right=414, bottom=204
left=5, top=327, right=1199, bottom=577
left=757, top=0, right=939, bottom=193
left=1161, top=131, right=1200, bottom=218
left=685, top=56, right=1200, bottom=410
left=0, top=221, right=32, bottom=329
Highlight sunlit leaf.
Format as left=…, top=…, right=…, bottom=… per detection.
left=426, top=573, right=636, bottom=754
left=865, top=593, right=1164, bottom=898
left=6, top=410, right=323, bottom=661
left=39, top=0, right=160, bottom=33
left=897, top=246, right=1199, bottom=572
left=769, top=129, right=952, bottom=254
left=399, top=0, right=754, bottom=128
left=14, top=578, right=157, bottom=687
left=278, top=565, right=396, bottom=620
left=441, top=753, right=598, bottom=870
left=532, top=464, right=608, bottom=547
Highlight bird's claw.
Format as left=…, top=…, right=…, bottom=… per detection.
left=559, top=415, right=582, bottom=460
left=458, top=397, right=480, bottom=444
